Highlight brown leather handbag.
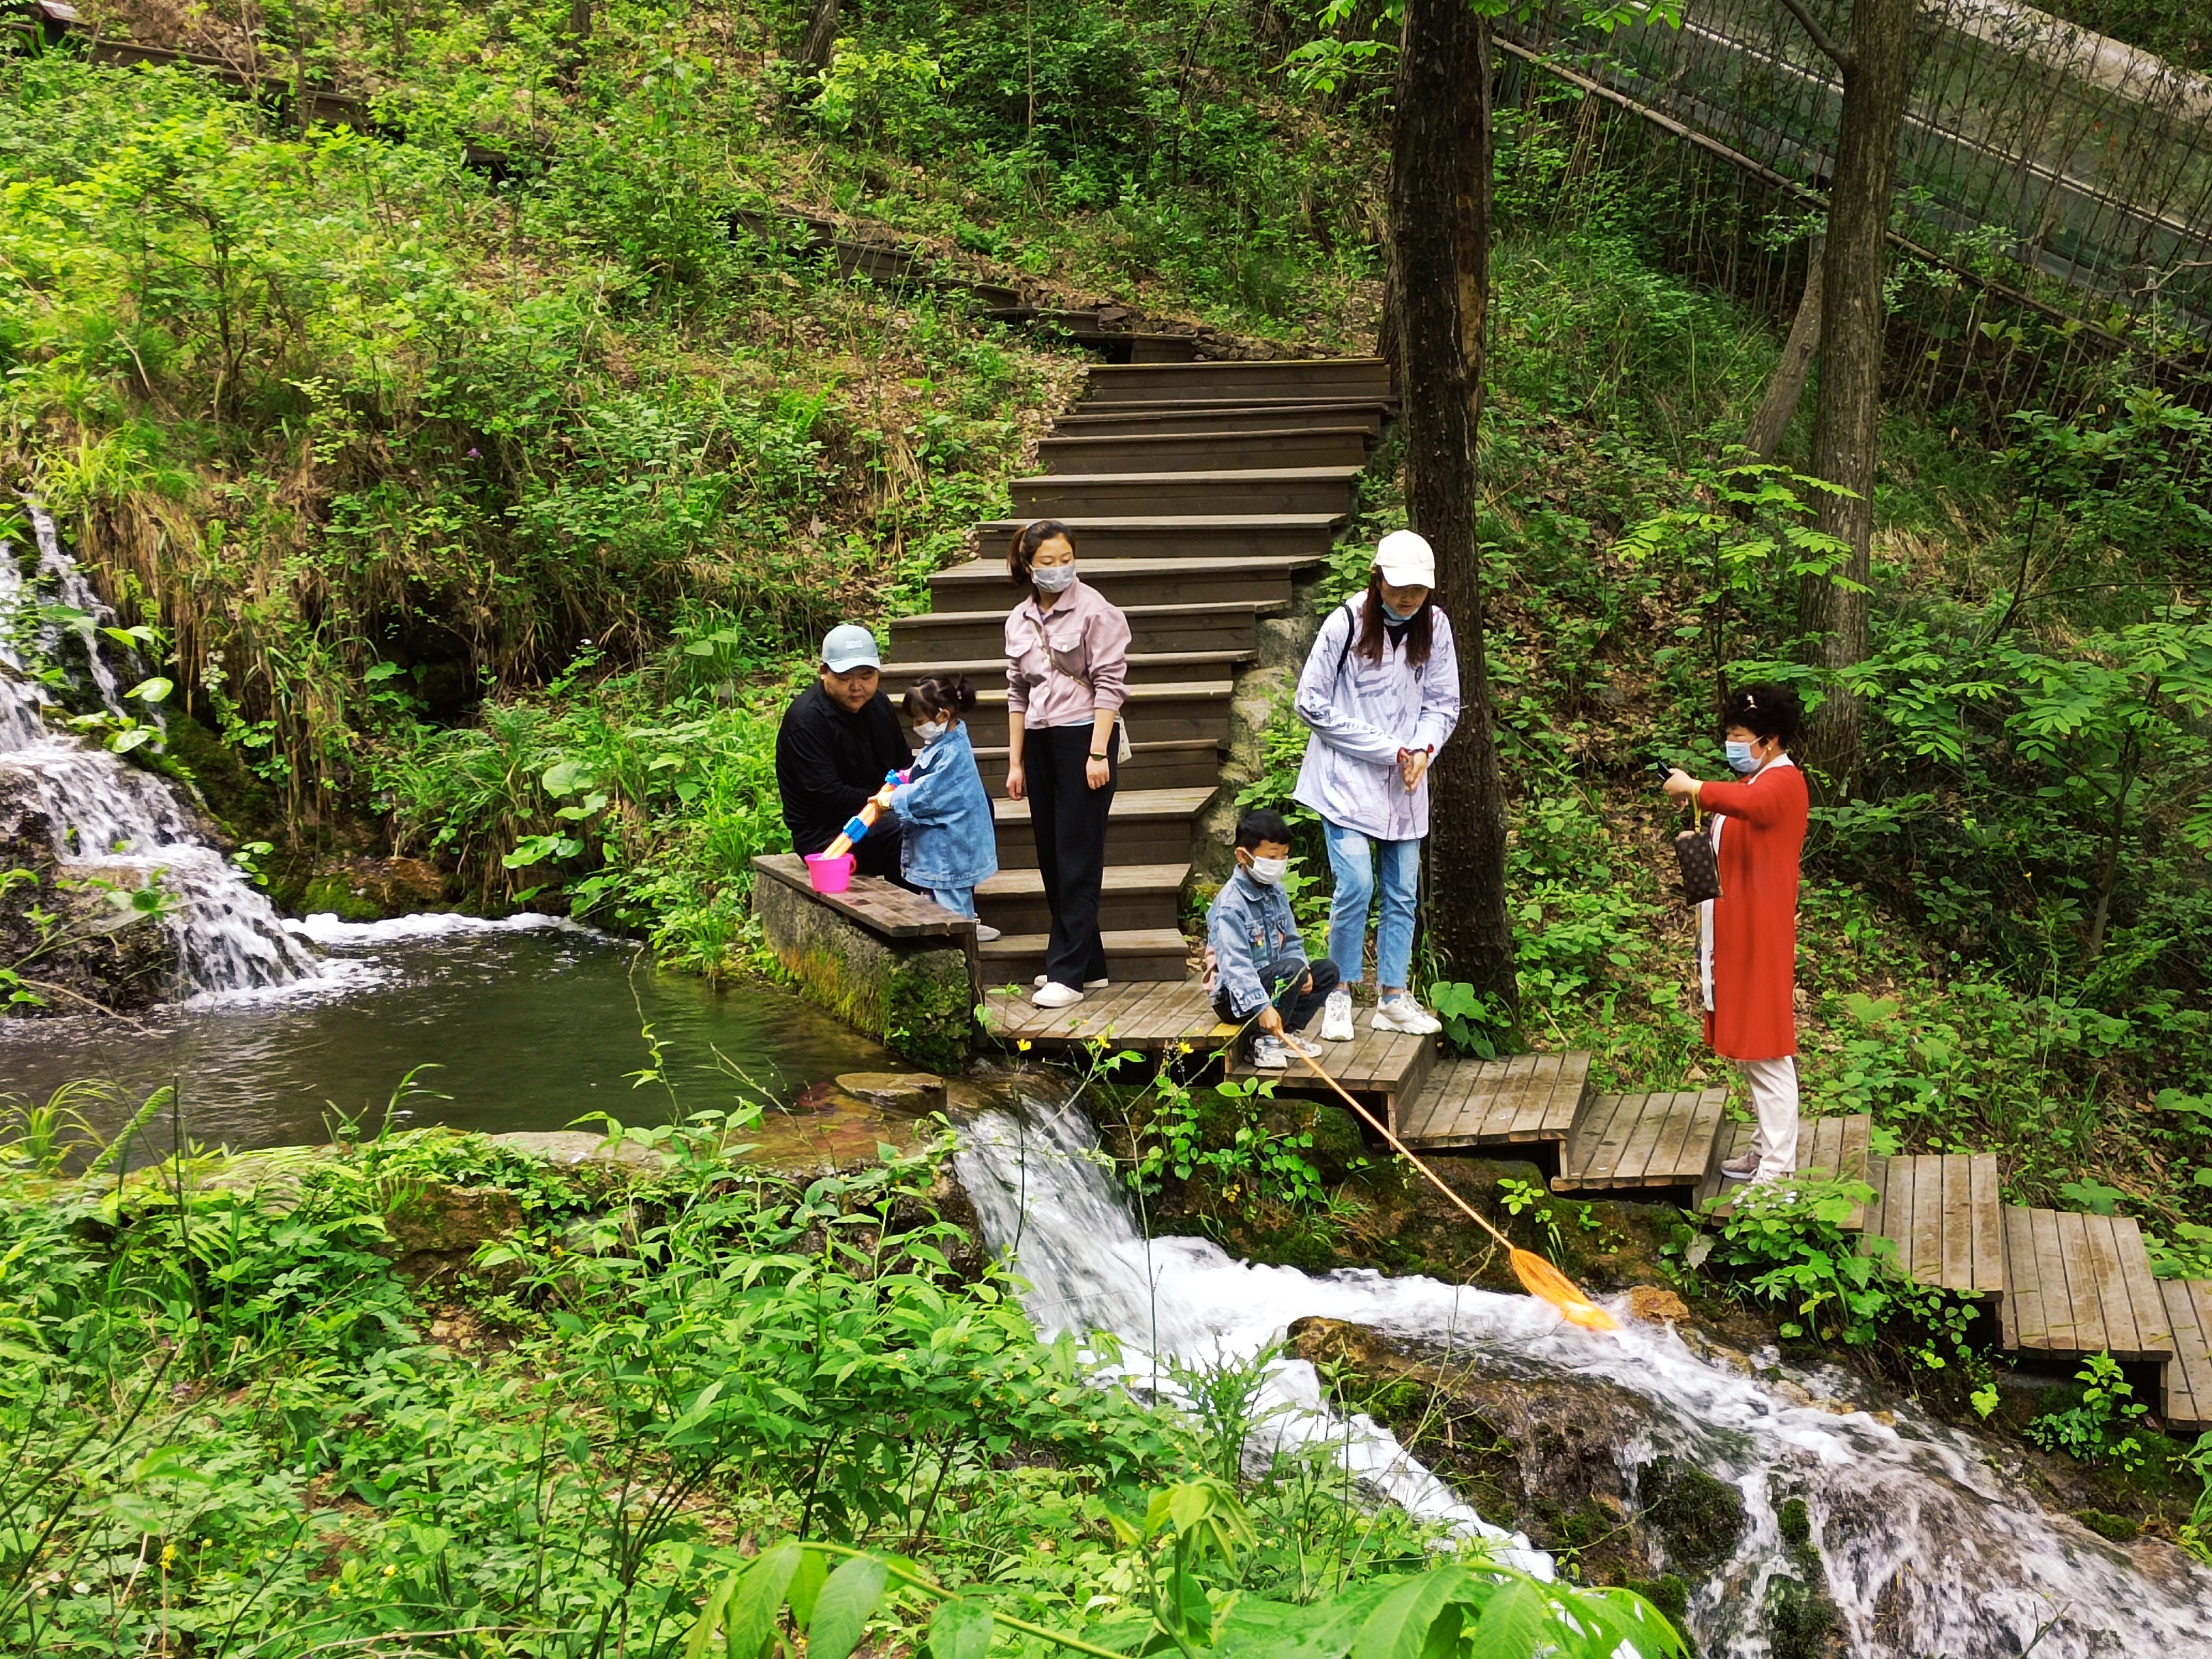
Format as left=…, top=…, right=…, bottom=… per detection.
left=1673, top=797, right=1722, bottom=906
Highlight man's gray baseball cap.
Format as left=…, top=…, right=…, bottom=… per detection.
left=821, top=624, right=881, bottom=673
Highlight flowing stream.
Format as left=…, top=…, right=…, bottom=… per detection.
left=1, top=505, right=315, bottom=995
left=953, top=1099, right=2212, bottom=1658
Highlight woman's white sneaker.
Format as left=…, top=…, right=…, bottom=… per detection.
left=1319, top=987, right=1355, bottom=1044
left=974, top=923, right=1002, bottom=942
left=1371, top=994, right=1442, bottom=1035
left=1034, top=973, right=1109, bottom=989
left=1031, top=981, right=1086, bottom=1009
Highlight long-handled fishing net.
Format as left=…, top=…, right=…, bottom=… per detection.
left=1285, top=1044, right=1620, bottom=1332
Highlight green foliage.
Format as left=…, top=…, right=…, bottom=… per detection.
left=2025, top=1352, right=2150, bottom=1472
left=685, top=1479, right=1686, bottom=1659
left=1126, top=1061, right=1331, bottom=1216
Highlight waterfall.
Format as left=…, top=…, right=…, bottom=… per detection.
left=1, top=504, right=318, bottom=1000
left=953, top=1100, right=2212, bottom=1658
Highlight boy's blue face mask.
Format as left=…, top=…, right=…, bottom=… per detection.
left=1725, top=739, right=1760, bottom=774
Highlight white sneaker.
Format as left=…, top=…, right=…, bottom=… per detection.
left=1371, top=994, right=1442, bottom=1035
left=1031, top=981, right=1086, bottom=1009
left=1250, top=1035, right=1289, bottom=1070
left=1319, top=987, right=1355, bottom=1044
left=974, top=923, right=1002, bottom=942
left=1033, top=973, right=1109, bottom=989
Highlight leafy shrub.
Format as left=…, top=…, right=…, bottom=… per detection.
left=2025, top=1352, right=2150, bottom=1472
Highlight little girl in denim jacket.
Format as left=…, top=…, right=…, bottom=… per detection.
left=889, top=676, right=1001, bottom=940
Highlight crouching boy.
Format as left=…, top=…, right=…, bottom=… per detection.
left=1207, top=808, right=1340, bottom=1070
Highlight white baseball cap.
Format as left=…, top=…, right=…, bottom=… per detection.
left=821, top=624, right=881, bottom=673
left=1374, top=530, right=1436, bottom=588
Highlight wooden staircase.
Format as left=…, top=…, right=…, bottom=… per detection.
left=881, top=356, right=1394, bottom=984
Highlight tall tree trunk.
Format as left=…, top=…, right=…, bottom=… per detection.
left=1743, top=242, right=1824, bottom=463
left=1392, top=0, right=1516, bottom=1011
left=797, top=0, right=839, bottom=71
left=1798, top=0, right=1917, bottom=793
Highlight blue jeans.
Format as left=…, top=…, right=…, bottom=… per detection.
left=927, top=885, right=975, bottom=917
left=1323, top=818, right=1421, bottom=993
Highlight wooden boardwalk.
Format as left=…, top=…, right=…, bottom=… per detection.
left=1398, top=1052, right=1590, bottom=1148
left=2000, top=1208, right=2175, bottom=1362
left=1693, top=1114, right=1875, bottom=1225
left=1552, top=1090, right=1730, bottom=1191
left=2158, top=1279, right=2212, bottom=1432
left=1868, top=1154, right=2007, bottom=1297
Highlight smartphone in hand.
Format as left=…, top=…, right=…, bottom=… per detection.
left=1650, top=760, right=1675, bottom=786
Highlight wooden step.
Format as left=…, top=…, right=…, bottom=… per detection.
left=1999, top=1208, right=2176, bottom=1361
left=1551, top=1090, right=1730, bottom=1191
left=1695, top=1114, right=1874, bottom=1225
left=1051, top=400, right=1391, bottom=439
left=929, top=555, right=1323, bottom=612
left=1865, top=1154, right=2007, bottom=1296
left=1036, top=427, right=1373, bottom=474
left=992, top=785, right=1215, bottom=868
left=1396, top=1052, right=1592, bottom=1147
left=975, top=514, right=1341, bottom=561
left=2157, top=1280, right=2212, bottom=1431
left=1228, top=1024, right=1437, bottom=1120
left=1014, top=467, right=1366, bottom=518
left=981, top=981, right=1222, bottom=1052
left=890, top=600, right=1274, bottom=661
left=925, top=679, right=1227, bottom=742
left=1078, top=358, right=1395, bottom=404
left=879, top=650, right=1252, bottom=693
left=979, top=927, right=1192, bottom=983
left=976, top=862, right=1188, bottom=935
left=966, top=738, right=1223, bottom=792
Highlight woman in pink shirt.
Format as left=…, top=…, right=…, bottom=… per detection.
left=1003, top=520, right=1131, bottom=1009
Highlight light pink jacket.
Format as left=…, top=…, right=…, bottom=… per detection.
left=1004, top=579, right=1131, bottom=728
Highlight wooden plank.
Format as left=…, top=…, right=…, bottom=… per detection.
left=1561, top=1093, right=1633, bottom=1185
left=1508, top=1052, right=1568, bottom=1138
left=2112, top=1217, right=2175, bottom=1359
left=2057, top=1211, right=2114, bottom=1354
left=2090, top=1215, right=2144, bottom=1357
left=1549, top=1051, right=1594, bottom=1137
left=1839, top=1115, right=1871, bottom=1182
left=1677, top=1091, right=1731, bottom=1183
left=2162, top=1281, right=2212, bottom=1430
left=1641, top=1092, right=1707, bottom=1186
left=2001, top=1209, right=2038, bottom=1349
left=1487, top=1055, right=1543, bottom=1137
left=1912, top=1156, right=1946, bottom=1287
left=1968, top=1156, right=2005, bottom=1295
left=1940, top=1157, right=1975, bottom=1293
left=1402, top=1061, right=1491, bottom=1146
left=2036, top=1208, right=2078, bottom=1348
left=1613, top=1093, right=1676, bottom=1185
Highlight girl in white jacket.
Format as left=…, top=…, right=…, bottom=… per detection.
left=1292, top=531, right=1460, bottom=1037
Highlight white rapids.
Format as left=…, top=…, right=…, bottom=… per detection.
left=953, top=1098, right=2212, bottom=1657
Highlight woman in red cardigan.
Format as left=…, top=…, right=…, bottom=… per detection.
left=1663, top=684, right=1809, bottom=1185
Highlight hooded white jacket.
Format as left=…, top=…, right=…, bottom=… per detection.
left=1291, top=597, right=1461, bottom=842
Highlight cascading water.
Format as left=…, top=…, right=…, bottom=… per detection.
left=954, top=1099, right=2212, bottom=1658
left=0, top=504, right=317, bottom=998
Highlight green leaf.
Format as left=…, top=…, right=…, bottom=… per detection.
left=1352, top=1568, right=1475, bottom=1659
left=363, top=660, right=404, bottom=682
left=127, top=676, right=173, bottom=702
left=807, top=1554, right=889, bottom=1659
left=787, top=1548, right=828, bottom=1629
left=928, top=1597, right=994, bottom=1659
left=724, top=1543, right=803, bottom=1659
left=542, top=759, right=593, bottom=796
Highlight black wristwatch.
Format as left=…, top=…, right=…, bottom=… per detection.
left=1088, top=751, right=1108, bottom=760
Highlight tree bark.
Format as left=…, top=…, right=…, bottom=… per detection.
left=1391, top=0, right=1516, bottom=1011
left=1798, top=0, right=1917, bottom=794
left=797, top=0, right=840, bottom=71
left=1743, top=242, right=1823, bottom=463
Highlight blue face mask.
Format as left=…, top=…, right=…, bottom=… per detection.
left=1725, top=739, right=1760, bottom=774
left=1380, top=599, right=1420, bottom=623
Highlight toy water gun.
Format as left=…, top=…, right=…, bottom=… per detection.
left=822, top=768, right=910, bottom=858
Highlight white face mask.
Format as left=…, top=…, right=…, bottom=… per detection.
left=1244, top=855, right=1288, bottom=886
left=1031, top=561, right=1078, bottom=594
left=914, top=720, right=949, bottom=744
left=1724, top=739, right=1760, bottom=774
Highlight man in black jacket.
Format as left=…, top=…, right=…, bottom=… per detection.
left=775, top=624, right=914, bottom=880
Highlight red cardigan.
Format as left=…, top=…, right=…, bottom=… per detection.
left=1698, top=759, right=1808, bottom=1061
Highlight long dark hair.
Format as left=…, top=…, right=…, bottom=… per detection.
left=902, top=674, right=978, bottom=724
left=1008, top=519, right=1072, bottom=587
left=1352, top=573, right=1435, bottom=669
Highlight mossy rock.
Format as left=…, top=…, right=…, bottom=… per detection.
left=1765, top=1495, right=1845, bottom=1659
left=2071, top=1507, right=2141, bottom=1541
left=1639, top=1454, right=1746, bottom=1576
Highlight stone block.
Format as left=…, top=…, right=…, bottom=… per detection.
left=835, top=1072, right=948, bottom=1113
left=752, top=868, right=975, bottom=1073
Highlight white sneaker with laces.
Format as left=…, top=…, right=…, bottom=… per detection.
left=974, top=923, right=1001, bottom=942
left=1250, top=1035, right=1289, bottom=1070
left=1371, top=994, right=1442, bottom=1035
left=1319, top=987, right=1355, bottom=1044
left=1031, top=982, right=1086, bottom=1009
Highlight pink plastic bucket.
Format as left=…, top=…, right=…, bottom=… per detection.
left=804, top=852, right=856, bottom=894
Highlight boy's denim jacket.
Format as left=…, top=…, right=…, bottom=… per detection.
left=1205, top=869, right=1310, bottom=1019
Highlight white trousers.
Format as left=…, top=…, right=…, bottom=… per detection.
left=1742, top=1056, right=1800, bottom=1181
